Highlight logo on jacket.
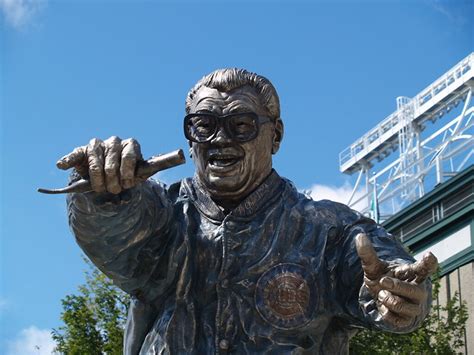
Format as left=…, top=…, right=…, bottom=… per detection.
left=255, top=263, right=315, bottom=329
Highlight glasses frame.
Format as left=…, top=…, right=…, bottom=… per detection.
left=184, top=111, right=273, bottom=143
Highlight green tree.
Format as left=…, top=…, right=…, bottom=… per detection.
left=52, top=259, right=130, bottom=354
left=350, top=275, right=469, bottom=354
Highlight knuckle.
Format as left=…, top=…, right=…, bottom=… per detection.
left=395, top=265, right=410, bottom=277
left=87, top=148, right=104, bottom=159
left=89, top=165, right=103, bottom=175
left=89, top=137, right=103, bottom=147
left=105, top=136, right=121, bottom=148
left=379, top=304, right=389, bottom=316
left=72, top=146, right=84, bottom=155
left=392, top=301, right=404, bottom=313
left=109, top=135, right=121, bottom=142
left=130, top=138, right=140, bottom=150
left=122, top=152, right=136, bottom=160
left=365, top=276, right=379, bottom=287
left=378, top=289, right=388, bottom=300
left=104, top=166, right=118, bottom=175
left=385, top=295, right=395, bottom=305
left=123, top=138, right=141, bottom=151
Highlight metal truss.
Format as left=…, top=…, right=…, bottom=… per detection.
left=342, top=53, right=474, bottom=221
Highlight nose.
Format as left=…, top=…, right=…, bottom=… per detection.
left=210, top=125, right=232, bottom=145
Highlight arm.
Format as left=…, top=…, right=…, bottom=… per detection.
left=58, top=136, right=186, bottom=302
left=68, top=178, right=182, bottom=302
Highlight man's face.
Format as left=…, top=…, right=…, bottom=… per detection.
left=188, top=85, right=280, bottom=204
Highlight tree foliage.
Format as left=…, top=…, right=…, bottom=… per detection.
left=349, top=275, right=469, bottom=354
left=53, top=262, right=468, bottom=354
left=52, top=260, right=130, bottom=354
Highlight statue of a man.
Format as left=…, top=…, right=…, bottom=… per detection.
left=60, top=68, right=437, bottom=354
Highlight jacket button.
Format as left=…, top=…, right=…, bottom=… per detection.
left=219, top=339, right=229, bottom=350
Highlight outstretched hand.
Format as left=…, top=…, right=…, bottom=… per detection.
left=355, top=233, right=438, bottom=329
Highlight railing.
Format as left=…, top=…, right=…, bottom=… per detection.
left=340, top=53, right=474, bottom=172
left=415, top=53, right=473, bottom=113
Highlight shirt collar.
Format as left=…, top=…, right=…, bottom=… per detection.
left=183, top=170, right=285, bottom=221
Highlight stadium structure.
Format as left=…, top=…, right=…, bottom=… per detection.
left=340, top=53, right=473, bottom=353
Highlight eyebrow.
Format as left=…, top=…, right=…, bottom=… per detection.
left=193, top=94, right=261, bottom=114
left=226, top=102, right=254, bottom=114
left=228, top=106, right=252, bottom=113
left=195, top=108, right=214, bottom=113
left=194, top=102, right=252, bottom=115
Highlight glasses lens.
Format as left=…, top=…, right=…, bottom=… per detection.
left=228, top=113, right=258, bottom=141
left=185, top=114, right=217, bottom=142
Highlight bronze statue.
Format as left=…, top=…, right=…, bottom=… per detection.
left=55, top=69, right=437, bottom=354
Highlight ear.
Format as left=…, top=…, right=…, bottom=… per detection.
left=271, top=117, right=284, bottom=154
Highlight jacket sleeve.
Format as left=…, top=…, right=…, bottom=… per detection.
left=330, top=202, right=432, bottom=333
left=67, top=178, right=184, bottom=302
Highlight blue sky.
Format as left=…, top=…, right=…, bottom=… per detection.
left=1, top=0, right=472, bottom=353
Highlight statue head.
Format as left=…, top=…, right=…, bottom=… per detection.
left=185, top=68, right=284, bottom=209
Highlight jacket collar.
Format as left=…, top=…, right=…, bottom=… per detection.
left=182, top=169, right=285, bottom=221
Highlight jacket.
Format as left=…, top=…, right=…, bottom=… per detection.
left=67, top=170, right=430, bottom=354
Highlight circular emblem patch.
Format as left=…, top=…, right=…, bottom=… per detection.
left=255, top=263, right=315, bottom=329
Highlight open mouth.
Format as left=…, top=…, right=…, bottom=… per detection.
left=208, top=155, right=241, bottom=168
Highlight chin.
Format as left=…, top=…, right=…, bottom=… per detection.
left=207, top=174, right=247, bottom=193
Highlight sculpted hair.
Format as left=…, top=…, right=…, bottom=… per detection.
left=186, top=68, right=281, bottom=119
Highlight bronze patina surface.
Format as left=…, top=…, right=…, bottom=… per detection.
left=59, top=68, right=437, bottom=354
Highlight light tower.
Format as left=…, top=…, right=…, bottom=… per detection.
left=340, top=53, right=474, bottom=221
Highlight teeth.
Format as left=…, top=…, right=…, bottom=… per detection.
left=210, top=157, right=239, bottom=167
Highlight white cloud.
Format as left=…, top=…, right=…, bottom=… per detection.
left=7, top=326, right=56, bottom=355
left=0, top=0, right=46, bottom=30
left=429, top=0, right=467, bottom=26
left=304, top=182, right=367, bottom=212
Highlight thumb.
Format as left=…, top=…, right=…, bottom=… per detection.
left=355, top=233, right=388, bottom=280
left=56, top=146, right=87, bottom=170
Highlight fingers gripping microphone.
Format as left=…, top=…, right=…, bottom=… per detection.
left=38, top=149, right=186, bottom=195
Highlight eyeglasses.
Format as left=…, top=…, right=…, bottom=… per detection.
left=184, top=112, right=273, bottom=143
